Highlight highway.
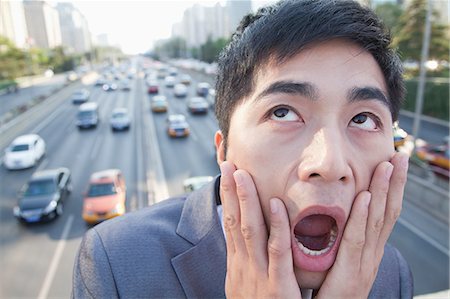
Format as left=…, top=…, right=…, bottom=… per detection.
left=0, top=56, right=448, bottom=298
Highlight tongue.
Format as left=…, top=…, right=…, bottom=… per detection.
left=294, top=215, right=335, bottom=251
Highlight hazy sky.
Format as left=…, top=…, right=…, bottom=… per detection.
left=71, top=0, right=273, bottom=54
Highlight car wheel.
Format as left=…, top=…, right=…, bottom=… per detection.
left=56, top=203, right=63, bottom=217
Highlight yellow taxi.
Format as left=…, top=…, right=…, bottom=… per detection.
left=82, top=169, right=126, bottom=224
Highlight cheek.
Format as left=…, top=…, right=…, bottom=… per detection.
left=352, top=136, right=394, bottom=191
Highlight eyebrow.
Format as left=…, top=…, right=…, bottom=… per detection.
left=255, top=81, right=391, bottom=109
left=254, top=81, right=318, bottom=102
left=348, top=87, right=390, bottom=109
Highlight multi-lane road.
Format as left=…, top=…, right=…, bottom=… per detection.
left=0, top=57, right=448, bottom=298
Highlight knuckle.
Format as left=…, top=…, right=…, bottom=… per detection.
left=343, top=234, right=365, bottom=250
left=372, top=218, right=384, bottom=233
left=241, top=225, right=256, bottom=240
left=387, top=207, right=402, bottom=223
left=267, top=240, right=289, bottom=257
left=225, top=214, right=238, bottom=229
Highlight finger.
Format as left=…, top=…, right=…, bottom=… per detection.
left=334, top=191, right=371, bottom=272
left=220, top=161, right=244, bottom=257
left=363, top=161, right=393, bottom=262
left=378, top=153, right=408, bottom=247
left=267, top=198, right=295, bottom=283
left=234, top=169, right=269, bottom=266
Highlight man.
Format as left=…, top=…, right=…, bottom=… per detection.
left=72, top=0, right=413, bottom=298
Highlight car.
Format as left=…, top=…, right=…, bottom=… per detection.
left=76, top=102, right=99, bottom=129
left=183, top=176, right=214, bottom=193
left=179, top=74, right=192, bottom=85
left=207, top=89, right=216, bottom=109
left=393, top=121, right=408, bottom=149
left=174, top=83, right=188, bottom=97
left=120, top=80, right=131, bottom=91
left=110, top=108, right=131, bottom=131
left=168, top=67, right=178, bottom=76
left=102, top=82, right=117, bottom=91
left=164, top=76, right=176, bottom=87
left=82, top=169, right=127, bottom=224
left=187, top=96, right=209, bottom=114
left=95, top=78, right=107, bottom=86
left=151, top=95, right=168, bottom=113
left=147, top=81, right=159, bottom=94
left=3, top=134, right=46, bottom=170
left=71, top=89, right=90, bottom=104
left=167, top=114, right=190, bottom=137
left=13, top=168, right=72, bottom=223
left=196, top=82, right=211, bottom=97
left=416, top=144, right=449, bottom=177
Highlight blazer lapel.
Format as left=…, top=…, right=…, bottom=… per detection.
left=171, top=177, right=227, bottom=298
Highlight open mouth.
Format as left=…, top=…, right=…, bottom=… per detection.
left=294, top=214, right=338, bottom=256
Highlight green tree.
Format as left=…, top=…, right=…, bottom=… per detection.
left=0, top=36, right=27, bottom=80
left=200, top=36, right=229, bottom=63
left=394, top=0, right=449, bottom=61
left=375, top=2, right=403, bottom=36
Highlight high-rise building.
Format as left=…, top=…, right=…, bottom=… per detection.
left=23, top=0, right=61, bottom=49
left=0, top=0, right=28, bottom=48
left=56, top=2, right=91, bottom=54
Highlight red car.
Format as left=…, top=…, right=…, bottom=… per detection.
left=147, top=81, right=159, bottom=94
left=416, top=144, right=449, bottom=178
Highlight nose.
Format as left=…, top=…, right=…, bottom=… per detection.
left=298, top=128, right=352, bottom=183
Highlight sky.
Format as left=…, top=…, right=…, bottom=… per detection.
left=70, top=0, right=274, bottom=54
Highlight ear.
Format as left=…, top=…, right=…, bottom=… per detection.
left=214, top=130, right=225, bottom=165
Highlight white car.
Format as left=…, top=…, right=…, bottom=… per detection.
left=174, top=84, right=188, bottom=97
left=164, top=76, right=176, bottom=87
left=187, top=97, right=209, bottom=114
left=4, top=134, right=46, bottom=170
left=71, top=89, right=90, bottom=104
left=110, top=108, right=131, bottom=131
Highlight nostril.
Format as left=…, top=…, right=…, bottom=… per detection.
left=310, top=173, right=320, bottom=178
left=339, top=176, right=346, bottom=182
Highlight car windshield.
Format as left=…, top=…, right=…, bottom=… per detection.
left=87, top=183, right=116, bottom=197
left=78, top=111, right=95, bottom=118
left=112, top=112, right=126, bottom=118
left=11, top=144, right=29, bottom=152
left=24, top=179, right=56, bottom=196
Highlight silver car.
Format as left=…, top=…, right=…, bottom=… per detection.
left=110, top=108, right=131, bottom=131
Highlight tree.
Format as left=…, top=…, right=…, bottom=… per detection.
left=0, top=36, right=27, bottom=80
left=375, top=2, right=403, bottom=36
left=394, top=0, right=449, bottom=61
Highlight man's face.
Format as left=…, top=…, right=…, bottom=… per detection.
left=216, top=39, right=395, bottom=288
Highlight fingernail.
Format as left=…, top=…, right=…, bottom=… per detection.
left=233, top=171, right=243, bottom=186
left=385, top=163, right=393, bottom=180
left=270, top=198, right=278, bottom=214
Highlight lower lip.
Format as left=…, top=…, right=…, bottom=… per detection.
left=291, top=234, right=340, bottom=272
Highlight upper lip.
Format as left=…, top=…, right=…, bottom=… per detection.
left=291, top=205, right=346, bottom=238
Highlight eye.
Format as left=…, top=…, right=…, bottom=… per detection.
left=349, top=113, right=380, bottom=131
left=270, top=106, right=300, bottom=122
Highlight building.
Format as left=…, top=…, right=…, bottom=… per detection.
left=23, top=0, right=62, bottom=49
left=0, top=0, right=28, bottom=48
left=56, top=2, right=91, bottom=54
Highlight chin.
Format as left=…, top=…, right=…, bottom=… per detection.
left=295, top=269, right=327, bottom=290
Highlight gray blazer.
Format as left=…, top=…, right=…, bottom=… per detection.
left=72, top=177, right=413, bottom=298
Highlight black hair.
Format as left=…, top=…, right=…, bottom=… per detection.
left=215, top=0, right=404, bottom=148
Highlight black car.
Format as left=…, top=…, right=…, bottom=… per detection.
left=13, top=168, right=72, bottom=223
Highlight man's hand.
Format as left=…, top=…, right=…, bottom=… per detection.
left=317, top=152, right=409, bottom=298
left=219, top=151, right=409, bottom=299
left=220, top=161, right=302, bottom=299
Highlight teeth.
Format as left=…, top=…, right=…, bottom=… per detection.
left=296, top=226, right=337, bottom=256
